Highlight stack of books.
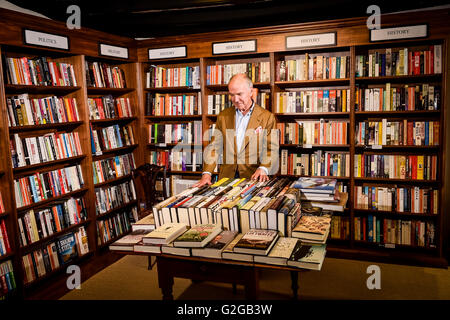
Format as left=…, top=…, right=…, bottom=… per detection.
left=293, top=177, right=348, bottom=212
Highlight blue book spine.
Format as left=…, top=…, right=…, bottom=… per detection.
left=368, top=214, right=373, bottom=242
left=425, top=121, right=429, bottom=145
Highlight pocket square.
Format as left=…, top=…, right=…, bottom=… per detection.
left=254, top=126, right=263, bottom=135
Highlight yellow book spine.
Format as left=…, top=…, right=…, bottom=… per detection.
left=211, top=178, right=229, bottom=187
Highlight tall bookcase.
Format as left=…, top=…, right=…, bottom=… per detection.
left=0, top=8, right=141, bottom=298
left=137, top=8, right=450, bottom=267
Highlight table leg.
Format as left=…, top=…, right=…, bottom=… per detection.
left=157, top=258, right=174, bottom=300
left=290, top=271, right=299, bottom=300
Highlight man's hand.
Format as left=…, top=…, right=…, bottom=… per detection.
left=251, top=168, right=269, bottom=182
left=192, top=173, right=212, bottom=188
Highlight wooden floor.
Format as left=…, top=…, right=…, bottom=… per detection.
left=59, top=255, right=450, bottom=300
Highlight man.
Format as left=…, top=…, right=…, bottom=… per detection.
left=193, top=73, right=279, bottom=187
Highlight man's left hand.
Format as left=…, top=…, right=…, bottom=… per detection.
left=251, top=168, right=269, bottom=182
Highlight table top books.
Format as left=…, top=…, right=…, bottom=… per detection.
left=292, top=215, right=331, bottom=243
left=142, top=222, right=188, bottom=245
left=109, top=229, right=149, bottom=251
left=173, top=223, right=222, bottom=248
left=233, top=229, right=279, bottom=256
left=254, top=237, right=298, bottom=266
left=292, top=177, right=337, bottom=194
left=191, top=230, right=238, bottom=259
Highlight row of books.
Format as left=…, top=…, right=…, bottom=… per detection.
left=88, top=96, right=133, bottom=120
left=18, top=197, right=87, bottom=247
left=275, top=89, right=350, bottom=114
left=278, top=121, right=349, bottom=145
left=22, top=227, right=89, bottom=285
left=145, top=65, right=201, bottom=89
left=149, top=150, right=203, bottom=172
left=206, top=62, right=271, bottom=85
left=112, top=223, right=327, bottom=271
left=354, top=216, right=435, bottom=248
left=276, top=54, right=351, bottom=81
left=10, top=131, right=83, bottom=168
left=96, top=208, right=137, bottom=245
left=355, top=120, right=439, bottom=146
left=92, top=153, right=136, bottom=185
left=90, top=124, right=135, bottom=155
left=6, top=95, right=80, bottom=127
left=355, top=84, right=441, bottom=111
left=94, top=180, right=137, bottom=215
left=148, top=122, right=203, bottom=145
left=0, top=219, right=12, bottom=256
left=14, top=165, right=84, bottom=208
left=3, top=56, right=77, bottom=86
left=354, top=154, right=438, bottom=180
left=280, top=150, right=350, bottom=177
left=355, top=45, right=442, bottom=77
left=85, top=61, right=126, bottom=88
left=0, top=260, right=16, bottom=298
left=145, top=93, right=201, bottom=116
left=207, top=91, right=270, bottom=115
left=354, top=185, right=439, bottom=214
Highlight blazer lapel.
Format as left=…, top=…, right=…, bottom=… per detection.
left=241, top=106, right=262, bottom=152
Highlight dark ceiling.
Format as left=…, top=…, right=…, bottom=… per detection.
left=7, top=0, right=450, bottom=39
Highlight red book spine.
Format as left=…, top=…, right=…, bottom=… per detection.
left=1, top=219, right=11, bottom=253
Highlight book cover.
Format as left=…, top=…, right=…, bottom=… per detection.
left=233, top=229, right=279, bottom=255
left=173, top=223, right=222, bottom=248
left=287, top=243, right=326, bottom=271
left=56, top=232, right=78, bottom=265
left=254, top=237, right=298, bottom=266
left=292, top=177, right=337, bottom=194
left=142, top=222, right=188, bottom=245
left=109, top=229, right=148, bottom=251
left=293, top=215, right=331, bottom=235
left=191, top=230, right=237, bottom=258
left=131, top=213, right=156, bottom=231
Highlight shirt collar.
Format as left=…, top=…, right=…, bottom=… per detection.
left=235, top=100, right=255, bottom=117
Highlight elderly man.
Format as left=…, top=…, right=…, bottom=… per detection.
left=194, top=73, right=278, bottom=187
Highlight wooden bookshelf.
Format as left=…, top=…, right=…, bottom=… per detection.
left=137, top=8, right=450, bottom=268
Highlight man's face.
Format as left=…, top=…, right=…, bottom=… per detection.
left=228, top=78, right=253, bottom=114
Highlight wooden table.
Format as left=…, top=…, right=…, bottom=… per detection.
left=117, top=251, right=306, bottom=300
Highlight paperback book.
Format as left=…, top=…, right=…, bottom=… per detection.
left=254, top=237, right=298, bottom=266
left=109, top=229, right=149, bottom=251
left=142, top=222, right=188, bottom=245
left=233, top=229, right=279, bottom=256
left=287, top=243, right=327, bottom=270
left=292, top=216, right=331, bottom=243
left=173, top=224, right=222, bottom=248
left=191, top=230, right=238, bottom=259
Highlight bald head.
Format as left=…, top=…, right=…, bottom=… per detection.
left=228, top=73, right=254, bottom=115
left=228, top=73, right=253, bottom=90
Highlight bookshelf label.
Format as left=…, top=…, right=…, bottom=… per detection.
left=304, top=144, right=312, bottom=149
left=372, top=145, right=382, bottom=150
left=99, top=43, right=129, bottom=59
left=370, top=24, right=427, bottom=41
left=212, top=40, right=256, bottom=55
left=148, top=46, right=187, bottom=60
left=23, top=29, right=69, bottom=50
left=286, top=32, right=336, bottom=49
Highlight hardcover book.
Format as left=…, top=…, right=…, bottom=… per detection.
left=133, top=240, right=162, bottom=254
left=233, top=229, right=279, bottom=256
left=56, top=232, right=78, bottom=265
left=131, top=213, right=156, bottom=232
left=109, top=229, right=149, bottom=251
left=287, top=243, right=326, bottom=270
left=222, top=233, right=254, bottom=262
left=254, top=237, right=298, bottom=266
left=191, top=230, right=237, bottom=258
left=173, top=224, right=222, bottom=248
left=142, top=222, right=188, bottom=245
left=292, top=216, right=331, bottom=242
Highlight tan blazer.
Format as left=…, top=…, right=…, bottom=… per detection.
left=203, top=104, right=279, bottom=180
